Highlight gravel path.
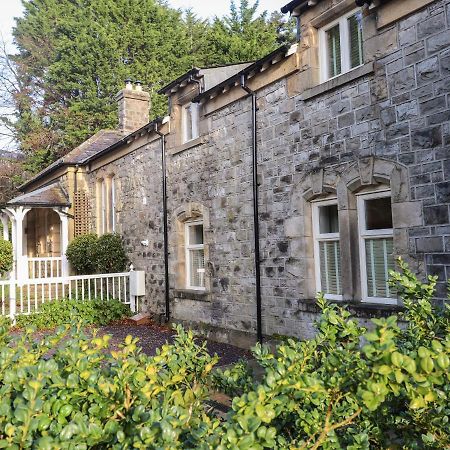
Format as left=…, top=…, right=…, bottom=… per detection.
left=98, top=322, right=252, bottom=366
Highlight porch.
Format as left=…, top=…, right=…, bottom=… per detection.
left=1, top=183, right=70, bottom=280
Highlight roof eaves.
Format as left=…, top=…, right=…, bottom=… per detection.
left=193, top=45, right=290, bottom=103
left=19, top=159, right=69, bottom=191
left=84, top=118, right=163, bottom=165
left=158, top=68, right=201, bottom=95
left=280, top=0, right=309, bottom=14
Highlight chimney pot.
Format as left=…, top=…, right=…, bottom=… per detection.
left=135, top=80, right=142, bottom=91
left=125, top=78, right=133, bottom=90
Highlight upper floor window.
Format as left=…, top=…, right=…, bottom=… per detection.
left=357, top=191, right=395, bottom=304
left=312, top=200, right=342, bottom=300
left=182, top=102, right=199, bottom=143
left=319, top=9, right=363, bottom=81
left=185, top=220, right=205, bottom=290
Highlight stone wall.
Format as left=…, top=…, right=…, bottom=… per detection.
left=87, top=0, right=450, bottom=346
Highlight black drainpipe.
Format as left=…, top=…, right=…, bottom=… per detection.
left=154, top=123, right=170, bottom=322
left=240, top=74, right=263, bottom=345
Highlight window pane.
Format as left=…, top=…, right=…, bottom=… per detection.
left=327, top=24, right=341, bottom=78
left=365, top=197, right=393, bottom=230
left=189, top=248, right=205, bottom=288
left=188, top=224, right=203, bottom=245
left=365, top=238, right=394, bottom=298
left=185, top=106, right=193, bottom=141
left=348, top=12, right=363, bottom=68
left=319, top=204, right=339, bottom=234
left=319, top=240, right=342, bottom=296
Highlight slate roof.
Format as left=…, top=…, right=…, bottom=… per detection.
left=20, top=129, right=124, bottom=190
left=7, top=183, right=70, bottom=208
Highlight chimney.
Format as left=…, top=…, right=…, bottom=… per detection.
left=115, top=79, right=151, bottom=133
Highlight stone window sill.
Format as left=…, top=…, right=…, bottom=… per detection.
left=171, top=136, right=204, bottom=155
left=173, top=289, right=210, bottom=302
left=301, top=62, right=374, bottom=101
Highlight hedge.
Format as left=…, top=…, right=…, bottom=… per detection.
left=0, top=260, right=448, bottom=448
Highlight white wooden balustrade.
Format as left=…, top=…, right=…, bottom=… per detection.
left=28, top=257, right=63, bottom=279
left=0, top=271, right=137, bottom=321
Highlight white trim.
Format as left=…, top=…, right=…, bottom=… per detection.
left=319, top=8, right=364, bottom=83
left=357, top=190, right=396, bottom=305
left=185, top=220, right=205, bottom=291
left=311, top=198, right=343, bottom=300
left=182, top=103, right=200, bottom=144
left=100, top=179, right=107, bottom=235
left=110, top=176, right=116, bottom=232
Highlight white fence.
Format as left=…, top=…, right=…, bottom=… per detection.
left=28, top=257, right=63, bottom=279
left=0, top=271, right=135, bottom=321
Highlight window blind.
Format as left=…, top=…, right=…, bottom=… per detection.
left=365, top=238, right=394, bottom=298
left=189, top=248, right=205, bottom=288
left=319, top=240, right=342, bottom=296
left=348, top=13, right=363, bottom=68
left=327, top=24, right=341, bottom=78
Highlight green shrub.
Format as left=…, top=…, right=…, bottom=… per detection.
left=0, top=261, right=449, bottom=449
left=66, top=234, right=98, bottom=274
left=15, top=298, right=131, bottom=329
left=95, top=233, right=128, bottom=273
left=0, top=240, right=13, bottom=277
left=66, top=233, right=128, bottom=274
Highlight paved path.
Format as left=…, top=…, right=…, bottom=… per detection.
left=98, top=322, right=252, bottom=366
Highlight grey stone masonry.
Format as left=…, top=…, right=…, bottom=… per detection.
left=87, top=0, right=450, bottom=345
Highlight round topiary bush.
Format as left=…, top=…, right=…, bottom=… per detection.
left=95, top=233, right=128, bottom=273
left=66, top=234, right=98, bottom=274
left=0, top=240, right=13, bottom=277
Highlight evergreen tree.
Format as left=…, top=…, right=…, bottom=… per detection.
left=4, top=0, right=292, bottom=174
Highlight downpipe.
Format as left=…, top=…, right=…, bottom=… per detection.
left=154, top=123, right=170, bottom=323
left=240, top=74, right=263, bottom=345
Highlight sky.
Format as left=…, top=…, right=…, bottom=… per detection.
left=1, top=0, right=284, bottom=49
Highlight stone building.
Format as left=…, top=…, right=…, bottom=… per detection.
left=2, top=0, right=449, bottom=346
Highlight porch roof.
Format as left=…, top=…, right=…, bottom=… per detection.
left=6, top=183, right=70, bottom=208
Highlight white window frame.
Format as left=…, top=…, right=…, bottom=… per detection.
left=312, top=198, right=343, bottom=301
left=185, top=220, right=205, bottom=291
left=319, top=8, right=364, bottom=83
left=357, top=189, right=396, bottom=305
left=182, top=102, right=199, bottom=143
left=100, top=179, right=107, bottom=235
left=110, top=176, right=116, bottom=232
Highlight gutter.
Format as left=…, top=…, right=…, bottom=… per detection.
left=240, top=74, right=263, bottom=345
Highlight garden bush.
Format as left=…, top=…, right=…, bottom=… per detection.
left=0, top=240, right=13, bottom=277
left=95, top=233, right=128, bottom=273
left=66, top=234, right=98, bottom=274
left=15, top=298, right=131, bottom=329
left=66, top=233, right=128, bottom=274
left=0, top=260, right=448, bottom=449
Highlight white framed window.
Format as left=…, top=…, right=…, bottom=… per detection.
left=99, top=179, right=107, bottom=235
left=312, top=199, right=342, bottom=300
left=182, top=102, right=199, bottom=143
left=185, top=220, right=205, bottom=290
left=110, top=176, right=116, bottom=232
left=319, top=8, right=364, bottom=82
left=357, top=190, right=396, bottom=304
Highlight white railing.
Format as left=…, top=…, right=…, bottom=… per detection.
left=0, top=271, right=135, bottom=321
left=28, top=257, right=63, bottom=279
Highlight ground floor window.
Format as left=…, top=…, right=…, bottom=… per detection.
left=185, top=220, right=205, bottom=290
left=357, top=190, right=395, bottom=303
left=312, top=199, right=342, bottom=300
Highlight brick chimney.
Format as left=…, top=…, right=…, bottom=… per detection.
left=115, top=79, right=151, bottom=133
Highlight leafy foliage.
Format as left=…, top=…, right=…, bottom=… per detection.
left=0, top=240, right=13, bottom=276
left=95, top=233, right=128, bottom=274
left=66, top=233, right=127, bottom=274
left=0, top=261, right=448, bottom=448
left=66, top=233, right=98, bottom=274
left=15, top=298, right=131, bottom=329
left=6, top=0, right=291, bottom=174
